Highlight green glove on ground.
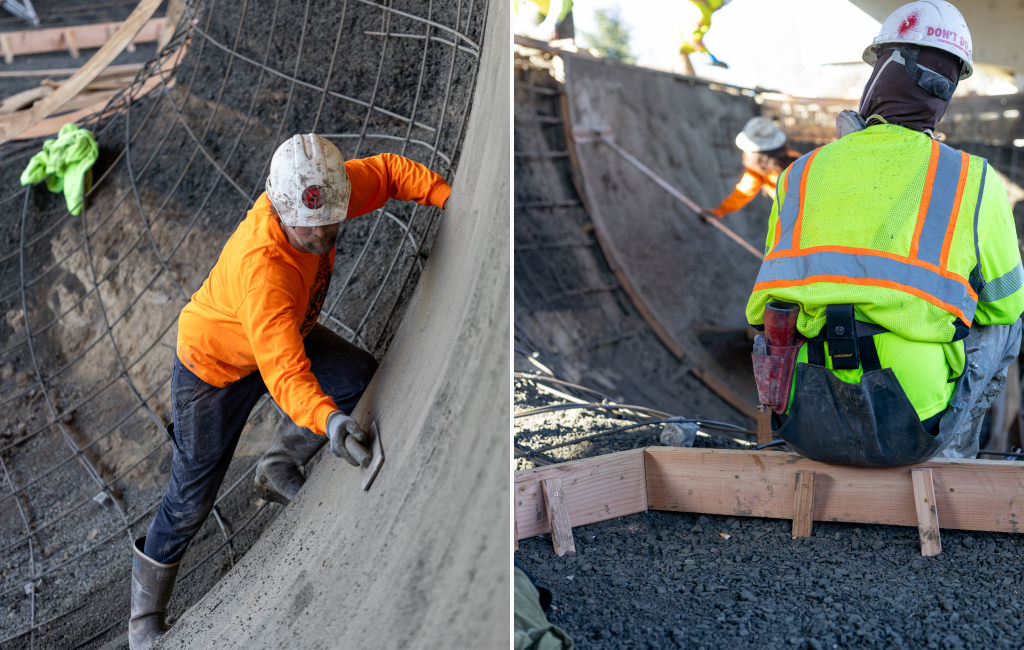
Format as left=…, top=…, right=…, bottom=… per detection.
left=20, top=123, right=98, bottom=216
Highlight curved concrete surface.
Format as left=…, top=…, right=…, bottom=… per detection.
left=160, top=5, right=509, bottom=649
left=563, top=53, right=765, bottom=415
left=515, top=46, right=768, bottom=426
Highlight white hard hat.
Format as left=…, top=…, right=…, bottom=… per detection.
left=735, top=117, right=786, bottom=153
left=863, top=1, right=972, bottom=79
left=266, top=134, right=351, bottom=227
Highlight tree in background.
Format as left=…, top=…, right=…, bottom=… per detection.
left=580, top=8, right=634, bottom=64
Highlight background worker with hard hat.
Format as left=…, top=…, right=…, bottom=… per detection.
left=702, top=116, right=801, bottom=221
left=127, top=134, right=451, bottom=649
left=747, top=1, right=1024, bottom=467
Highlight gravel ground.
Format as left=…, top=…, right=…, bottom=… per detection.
left=514, top=374, right=1024, bottom=650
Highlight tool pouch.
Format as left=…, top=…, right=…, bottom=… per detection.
left=752, top=342, right=802, bottom=413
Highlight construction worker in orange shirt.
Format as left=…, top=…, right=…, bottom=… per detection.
left=702, top=116, right=800, bottom=222
left=127, top=134, right=451, bottom=649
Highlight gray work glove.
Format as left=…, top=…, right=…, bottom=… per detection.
left=326, top=411, right=369, bottom=467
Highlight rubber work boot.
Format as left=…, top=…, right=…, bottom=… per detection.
left=253, top=421, right=327, bottom=504
left=129, top=536, right=179, bottom=650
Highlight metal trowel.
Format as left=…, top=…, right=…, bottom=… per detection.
left=343, top=420, right=385, bottom=491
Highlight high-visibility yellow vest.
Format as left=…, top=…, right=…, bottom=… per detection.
left=746, top=124, right=1024, bottom=420
left=748, top=125, right=988, bottom=342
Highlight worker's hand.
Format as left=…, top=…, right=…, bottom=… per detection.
left=326, top=411, right=369, bottom=467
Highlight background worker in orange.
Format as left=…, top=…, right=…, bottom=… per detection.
left=702, top=116, right=800, bottom=221
left=127, top=134, right=451, bottom=650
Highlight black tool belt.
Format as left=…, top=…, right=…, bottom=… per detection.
left=774, top=304, right=948, bottom=467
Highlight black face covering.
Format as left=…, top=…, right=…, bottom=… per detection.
left=858, top=46, right=962, bottom=133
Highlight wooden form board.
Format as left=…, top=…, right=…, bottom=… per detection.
left=516, top=447, right=1024, bottom=544
left=0, top=18, right=165, bottom=59
left=514, top=448, right=647, bottom=539
left=645, top=447, right=1024, bottom=533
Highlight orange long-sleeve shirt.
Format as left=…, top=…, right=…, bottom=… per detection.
left=176, top=153, right=450, bottom=436
left=708, top=167, right=779, bottom=219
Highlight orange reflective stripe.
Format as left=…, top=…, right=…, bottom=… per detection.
left=753, top=275, right=969, bottom=324
left=939, top=151, right=970, bottom=270
left=909, top=139, right=940, bottom=260
left=792, top=148, right=819, bottom=251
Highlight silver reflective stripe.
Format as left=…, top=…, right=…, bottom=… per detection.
left=774, top=152, right=813, bottom=253
left=979, top=262, right=1023, bottom=303
left=756, top=250, right=978, bottom=320
left=915, top=143, right=964, bottom=265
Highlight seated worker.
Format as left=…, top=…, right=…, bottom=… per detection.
left=702, top=116, right=800, bottom=221
left=746, top=1, right=1024, bottom=467
left=127, top=134, right=451, bottom=649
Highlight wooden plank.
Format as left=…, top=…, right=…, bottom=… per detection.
left=0, top=0, right=164, bottom=143
left=756, top=409, right=772, bottom=446
left=911, top=468, right=942, bottom=556
left=515, top=448, right=646, bottom=540
left=791, top=471, right=815, bottom=538
left=5, top=74, right=169, bottom=141
left=541, top=478, right=576, bottom=556
left=0, top=63, right=144, bottom=79
left=0, top=18, right=165, bottom=58
left=644, top=447, right=1024, bottom=533
left=0, top=86, right=52, bottom=114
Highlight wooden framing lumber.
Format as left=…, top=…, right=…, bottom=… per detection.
left=515, top=448, right=646, bottom=539
left=0, top=0, right=164, bottom=143
left=791, top=471, right=815, bottom=538
left=1, top=72, right=170, bottom=141
left=645, top=448, right=1024, bottom=533
left=911, top=468, right=942, bottom=556
left=541, top=478, right=576, bottom=556
left=516, top=447, right=1024, bottom=550
left=0, top=18, right=165, bottom=60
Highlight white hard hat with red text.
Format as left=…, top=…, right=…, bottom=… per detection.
left=862, top=0, right=973, bottom=79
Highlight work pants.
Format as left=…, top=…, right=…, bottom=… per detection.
left=144, top=324, right=377, bottom=564
left=936, top=319, right=1022, bottom=458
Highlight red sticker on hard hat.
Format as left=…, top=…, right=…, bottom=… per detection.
left=302, top=185, right=324, bottom=209
left=898, top=12, right=918, bottom=36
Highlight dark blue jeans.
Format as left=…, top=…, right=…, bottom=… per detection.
left=144, top=324, right=377, bottom=564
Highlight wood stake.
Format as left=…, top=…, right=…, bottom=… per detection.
left=756, top=409, right=772, bottom=446
left=0, top=34, right=13, bottom=64
left=911, top=468, right=941, bottom=556
left=541, top=478, right=576, bottom=556
left=62, top=29, right=79, bottom=58
left=791, top=471, right=815, bottom=538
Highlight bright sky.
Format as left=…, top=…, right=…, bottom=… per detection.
left=516, top=0, right=1020, bottom=98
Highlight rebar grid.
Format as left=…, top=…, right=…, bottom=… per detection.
left=0, top=0, right=487, bottom=645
